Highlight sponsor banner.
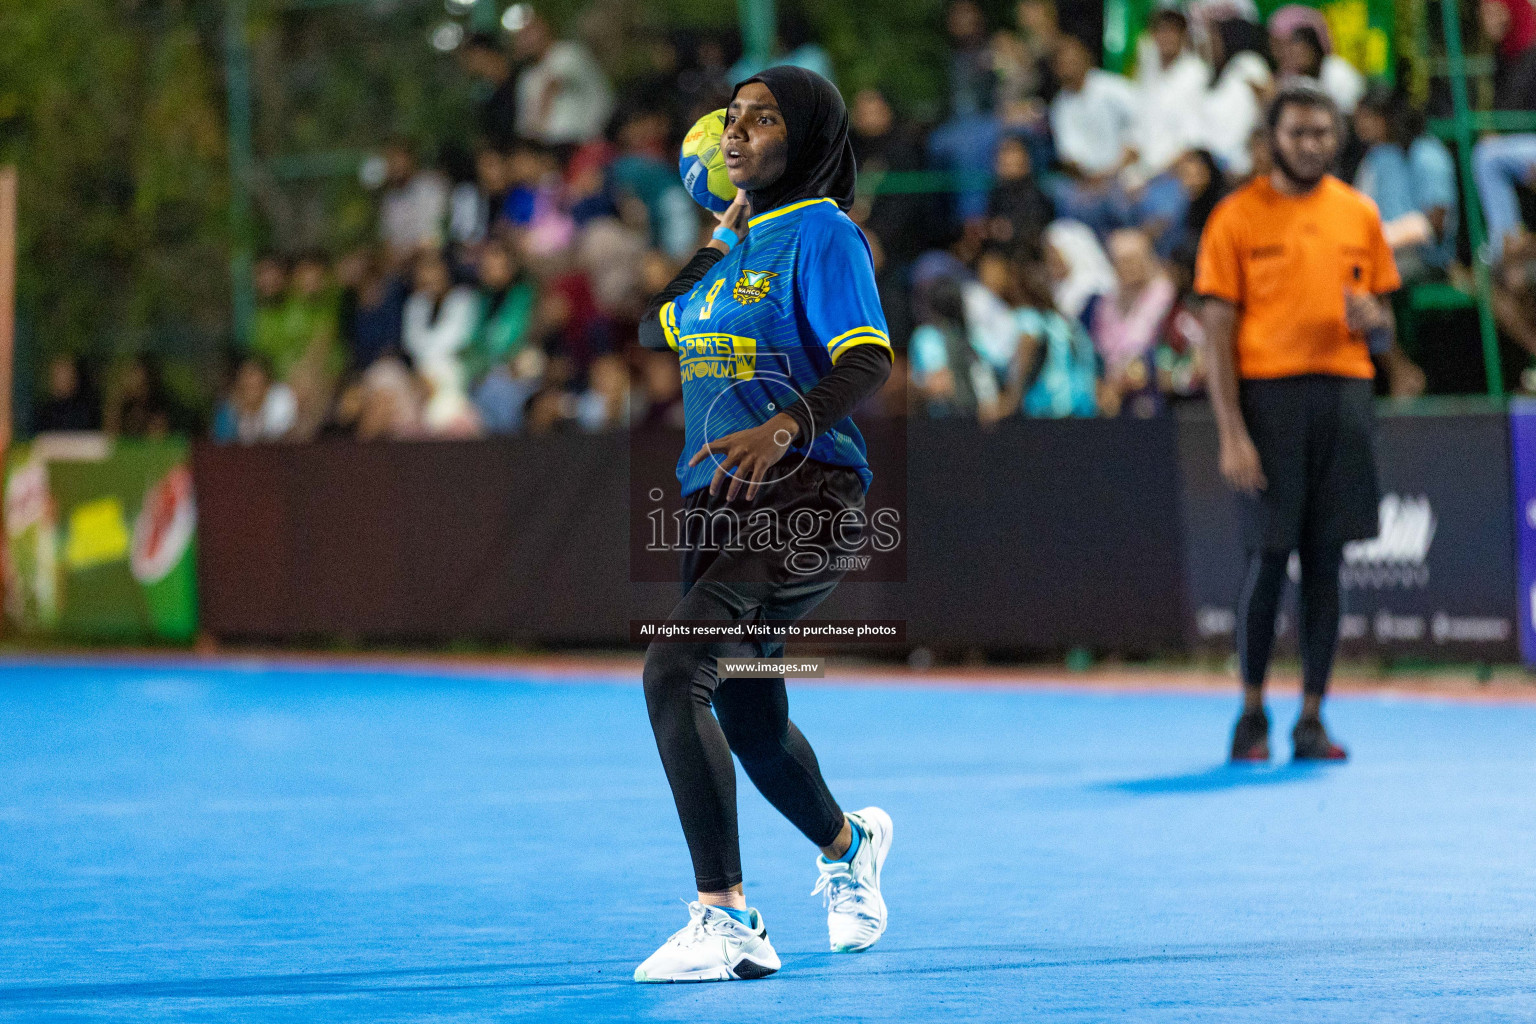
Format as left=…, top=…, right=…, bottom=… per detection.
left=4, top=436, right=197, bottom=642
left=1178, top=411, right=1518, bottom=661
left=1107, top=0, right=1392, bottom=78
left=1513, top=400, right=1536, bottom=666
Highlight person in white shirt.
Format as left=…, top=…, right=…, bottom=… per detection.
left=1199, top=18, right=1274, bottom=177
left=1133, top=8, right=1211, bottom=184
left=378, top=143, right=449, bottom=258
left=1049, top=33, right=1191, bottom=255
left=511, top=13, right=614, bottom=146
left=1050, top=35, right=1138, bottom=183
left=402, top=251, right=481, bottom=412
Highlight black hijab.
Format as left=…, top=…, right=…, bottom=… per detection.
left=730, top=65, right=858, bottom=215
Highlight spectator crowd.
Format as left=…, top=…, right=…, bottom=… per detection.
left=39, top=0, right=1536, bottom=445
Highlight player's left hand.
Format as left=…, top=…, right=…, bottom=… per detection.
left=688, top=412, right=801, bottom=502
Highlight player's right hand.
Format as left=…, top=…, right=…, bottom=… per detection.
left=1218, top=431, right=1267, bottom=495
left=714, top=190, right=751, bottom=235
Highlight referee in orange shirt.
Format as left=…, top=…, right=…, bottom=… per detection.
left=1196, top=82, right=1400, bottom=762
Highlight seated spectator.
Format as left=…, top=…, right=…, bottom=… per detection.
left=402, top=250, right=481, bottom=425
left=635, top=348, right=685, bottom=429
left=1092, top=228, right=1176, bottom=417
left=1046, top=34, right=1191, bottom=255
left=336, top=247, right=407, bottom=373
left=1200, top=18, right=1273, bottom=177
left=1169, top=148, right=1228, bottom=271
left=475, top=345, right=547, bottom=436
left=573, top=352, right=632, bottom=431
left=212, top=357, right=296, bottom=444
left=1132, top=6, right=1210, bottom=195
left=927, top=2, right=1009, bottom=225
left=465, top=239, right=538, bottom=388
left=1155, top=257, right=1209, bottom=402
left=578, top=217, right=648, bottom=318
left=985, top=135, right=1054, bottom=252
left=1473, top=134, right=1536, bottom=262
left=565, top=135, right=619, bottom=227
left=449, top=147, right=509, bottom=246
left=501, top=142, right=576, bottom=257
left=251, top=254, right=289, bottom=361
left=909, top=276, right=1001, bottom=419
left=1269, top=6, right=1365, bottom=114
left=609, top=108, right=698, bottom=260
left=458, top=33, right=520, bottom=151
left=34, top=355, right=101, bottom=433
left=1482, top=0, right=1536, bottom=100
left=851, top=88, right=942, bottom=344
left=378, top=142, right=449, bottom=259
left=946, top=0, right=995, bottom=118
left=999, top=257, right=1099, bottom=418
left=106, top=354, right=191, bottom=439
left=252, top=253, right=341, bottom=384
left=993, top=0, right=1061, bottom=112
left=510, top=10, right=614, bottom=146
left=342, top=356, right=428, bottom=441
left=1044, top=219, right=1115, bottom=323
left=1045, top=36, right=1141, bottom=236
left=1353, top=86, right=1458, bottom=286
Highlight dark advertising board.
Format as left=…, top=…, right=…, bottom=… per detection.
left=1178, top=409, right=1519, bottom=662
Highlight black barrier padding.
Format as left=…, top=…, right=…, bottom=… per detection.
left=895, top=416, right=1187, bottom=652
left=1177, top=408, right=1519, bottom=661
left=195, top=436, right=670, bottom=643
left=195, top=419, right=1188, bottom=652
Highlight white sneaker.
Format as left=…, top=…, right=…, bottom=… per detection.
left=633, top=901, right=781, bottom=982
left=813, top=806, right=893, bottom=952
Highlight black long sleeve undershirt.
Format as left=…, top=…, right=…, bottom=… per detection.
left=780, top=343, right=892, bottom=442
left=638, top=247, right=724, bottom=352
left=639, top=245, right=894, bottom=441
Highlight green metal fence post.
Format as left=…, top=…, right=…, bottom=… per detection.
left=1441, top=0, right=1506, bottom=398
left=224, top=0, right=256, bottom=352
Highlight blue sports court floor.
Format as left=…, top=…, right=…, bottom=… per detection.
left=0, top=657, right=1532, bottom=1022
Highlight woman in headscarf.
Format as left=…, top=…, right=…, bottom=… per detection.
left=633, top=66, right=894, bottom=983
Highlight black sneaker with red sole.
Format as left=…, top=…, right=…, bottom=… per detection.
left=1292, top=716, right=1348, bottom=761
left=1229, top=708, right=1271, bottom=762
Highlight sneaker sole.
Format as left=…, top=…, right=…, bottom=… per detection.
left=833, top=807, right=892, bottom=952
left=633, top=959, right=779, bottom=983
left=634, top=935, right=781, bottom=983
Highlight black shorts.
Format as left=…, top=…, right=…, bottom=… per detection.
left=1238, top=374, right=1380, bottom=552
left=679, top=459, right=866, bottom=657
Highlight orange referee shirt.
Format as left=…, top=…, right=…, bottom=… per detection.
left=1194, top=175, right=1400, bottom=380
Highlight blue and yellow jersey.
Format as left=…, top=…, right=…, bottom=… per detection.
left=658, top=198, right=890, bottom=496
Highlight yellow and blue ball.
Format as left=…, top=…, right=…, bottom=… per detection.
left=678, top=109, right=737, bottom=213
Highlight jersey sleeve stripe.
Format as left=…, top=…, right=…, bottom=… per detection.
left=829, top=334, right=893, bottom=363
left=660, top=301, right=680, bottom=352
left=829, top=333, right=890, bottom=360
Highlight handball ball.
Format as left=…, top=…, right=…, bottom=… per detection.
left=679, top=109, right=737, bottom=212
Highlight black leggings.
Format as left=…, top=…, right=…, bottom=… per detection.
left=1236, top=540, right=1345, bottom=698
left=643, top=581, right=845, bottom=892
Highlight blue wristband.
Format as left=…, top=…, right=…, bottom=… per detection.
left=712, top=226, right=740, bottom=251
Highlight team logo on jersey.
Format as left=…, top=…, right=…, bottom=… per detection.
left=732, top=269, right=778, bottom=304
